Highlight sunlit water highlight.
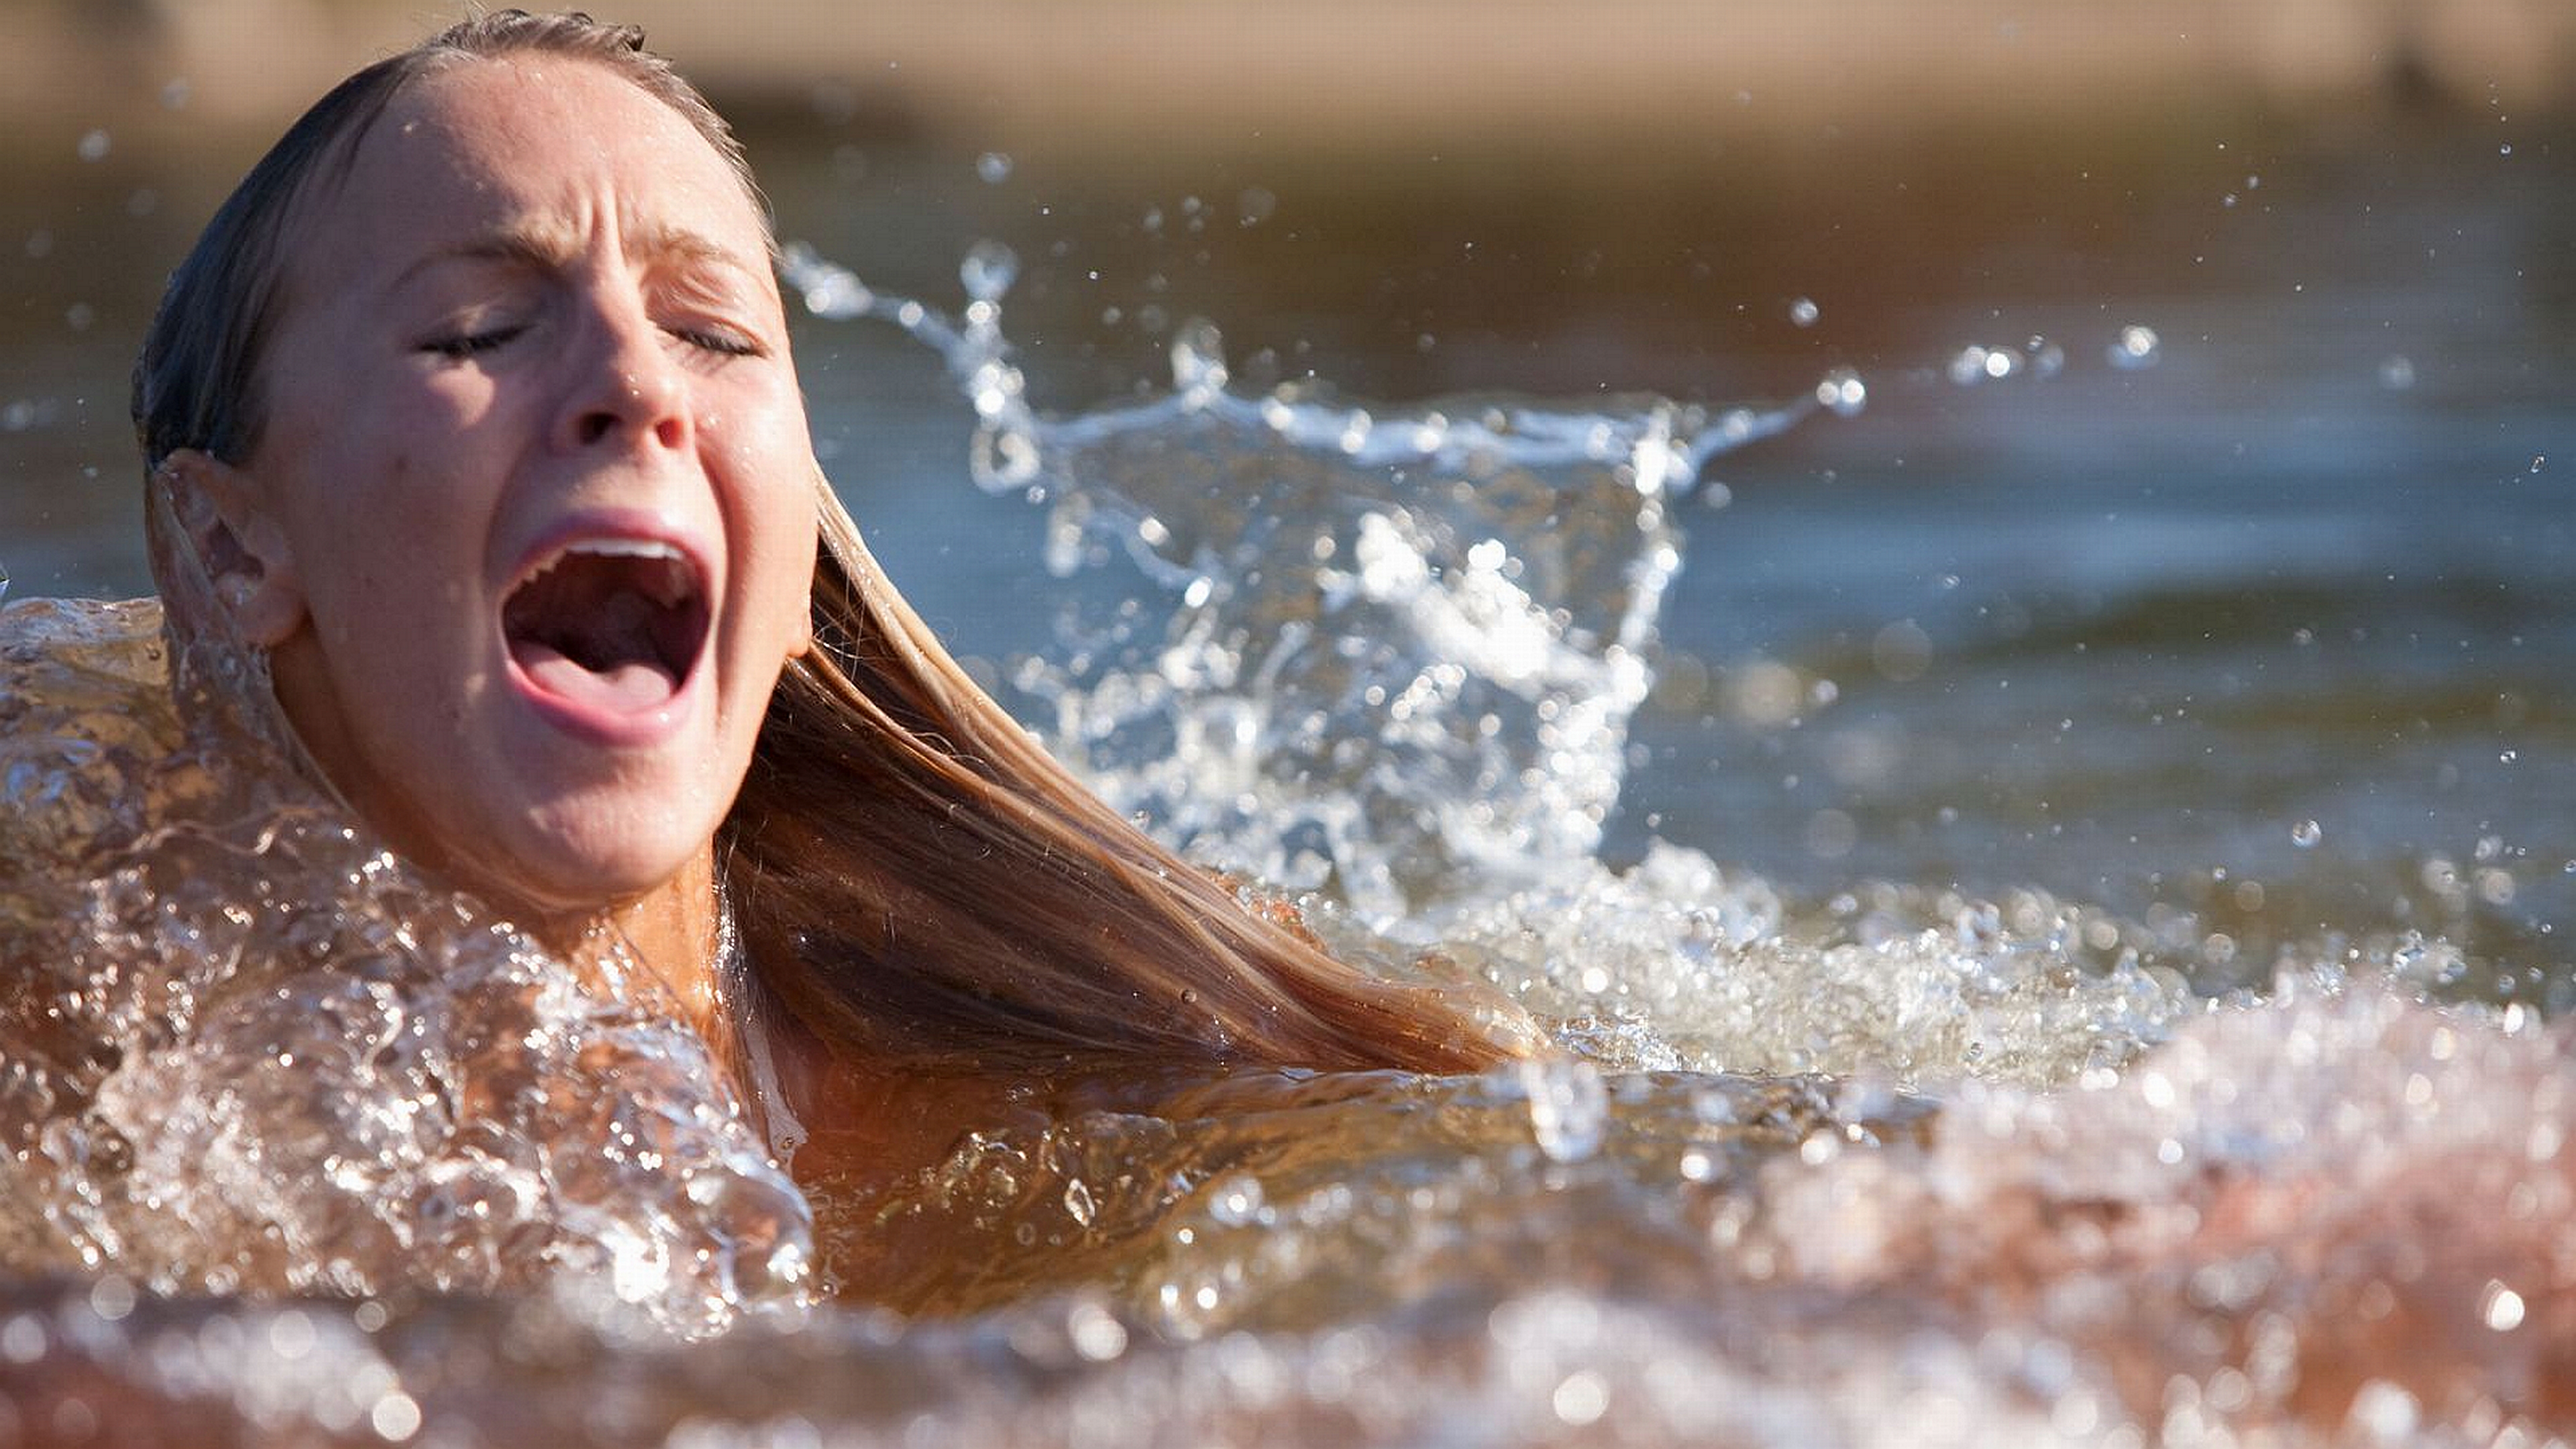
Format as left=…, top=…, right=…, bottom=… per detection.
left=0, top=244, right=2568, bottom=1445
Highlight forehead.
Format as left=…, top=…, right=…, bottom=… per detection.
left=313, top=56, right=769, bottom=271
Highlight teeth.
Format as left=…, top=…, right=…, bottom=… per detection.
left=566, top=538, right=684, bottom=562
left=518, top=537, right=700, bottom=598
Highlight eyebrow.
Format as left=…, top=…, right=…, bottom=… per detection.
left=386, top=217, right=757, bottom=295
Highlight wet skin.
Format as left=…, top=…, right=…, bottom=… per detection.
left=169, top=56, right=818, bottom=991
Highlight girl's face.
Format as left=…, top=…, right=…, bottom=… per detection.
left=220, top=56, right=817, bottom=913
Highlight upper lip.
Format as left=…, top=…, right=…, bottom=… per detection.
left=502, top=508, right=717, bottom=610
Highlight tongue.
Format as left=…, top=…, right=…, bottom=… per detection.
left=502, top=555, right=698, bottom=716
left=514, top=638, right=680, bottom=712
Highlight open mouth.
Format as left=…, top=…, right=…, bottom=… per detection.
left=500, top=539, right=710, bottom=717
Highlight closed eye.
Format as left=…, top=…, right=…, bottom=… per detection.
left=421, top=326, right=525, bottom=360
left=665, top=323, right=764, bottom=358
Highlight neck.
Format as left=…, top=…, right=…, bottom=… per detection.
left=533, top=844, right=728, bottom=1042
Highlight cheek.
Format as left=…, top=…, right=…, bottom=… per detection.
left=712, top=413, right=821, bottom=630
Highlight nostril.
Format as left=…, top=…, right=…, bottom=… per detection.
left=577, top=411, right=616, bottom=447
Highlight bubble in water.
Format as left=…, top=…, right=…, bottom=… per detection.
left=2292, top=819, right=2322, bottom=848
left=77, top=129, right=111, bottom=162
left=2109, top=325, right=2161, bottom=369
left=959, top=239, right=1020, bottom=303
left=1788, top=297, right=1820, bottom=327
left=2378, top=355, right=2416, bottom=390
left=975, top=151, right=1014, bottom=184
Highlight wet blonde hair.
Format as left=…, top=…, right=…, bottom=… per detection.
left=133, top=11, right=1532, bottom=1077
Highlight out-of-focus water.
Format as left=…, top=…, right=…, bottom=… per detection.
left=3, top=98, right=2574, bottom=1444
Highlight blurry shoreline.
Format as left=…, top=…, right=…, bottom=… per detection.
left=6, top=0, right=2574, bottom=160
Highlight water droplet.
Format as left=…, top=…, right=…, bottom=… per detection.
left=2530, top=454, right=2546, bottom=474
left=1236, top=186, right=1277, bottom=227
left=370, top=1391, right=423, bottom=1442
left=1814, top=367, right=1867, bottom=417
left=2377, top=355, right=2416, bottom=390
left=959, top=239, right=1019, bottom=303
left=0, top=1313, right=47, bottom=1364
left=1803, top=808, right=1857, bottom=859
left=1062, top=1177, right=1096, bottom=1227
left=1066, top=1301, right=1128, bottom=1361
left=86, top=1275, right=135, bottom=1321
left=1948, top=343, right=2021, bottom=384
left=2291, top=819, right=2322, bottom=848
left=1870, top=619, right=1933, bottom=681
left=1169, top=319, right=1228, bottom=396
left=2500, top=144, right=2514, bottom=156
left=2482, top=1281, right=2526, bottom=1332
left=1206, top=1173, right=1265, bottom=1226
left=1517, top=1057, right=1608, bottom=1164
left=2350, top=1382, right=2420, bottom=1441
left=975, top=150, right=1013, bottom=183
left=1551, top=1370, right=1609, bottom=1426
left=2109, top=324, right=2161, bottom=369
left=1788, top=296, right=1820, bottom=327
left=76, top=129, right=110, bottom=162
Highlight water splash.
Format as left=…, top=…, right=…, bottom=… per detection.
left=1, top=231, right=2563, bottom=1446
left=787, top=244, right=1833, bottom=922
left=0, top=599, right=813, bottom=1332
left=786, top=244, right=2194, bottom=1089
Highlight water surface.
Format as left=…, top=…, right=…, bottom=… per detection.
left=2, top=90, right=2573, bottom=1445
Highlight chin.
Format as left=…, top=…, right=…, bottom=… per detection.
left=477, top=804, right=712, bottom=919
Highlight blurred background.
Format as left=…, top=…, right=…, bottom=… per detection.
left=3, top=0, right=2571, bottom=989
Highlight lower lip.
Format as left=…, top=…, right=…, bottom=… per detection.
left=500, top=645, right=704, bottom=749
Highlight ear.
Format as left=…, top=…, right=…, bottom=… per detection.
left=787, top=593, right=814, bottom=661
left=158, top=449, right=308, bottom=648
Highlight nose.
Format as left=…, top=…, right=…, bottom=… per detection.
left=555, top=290, right=690, bottom=455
